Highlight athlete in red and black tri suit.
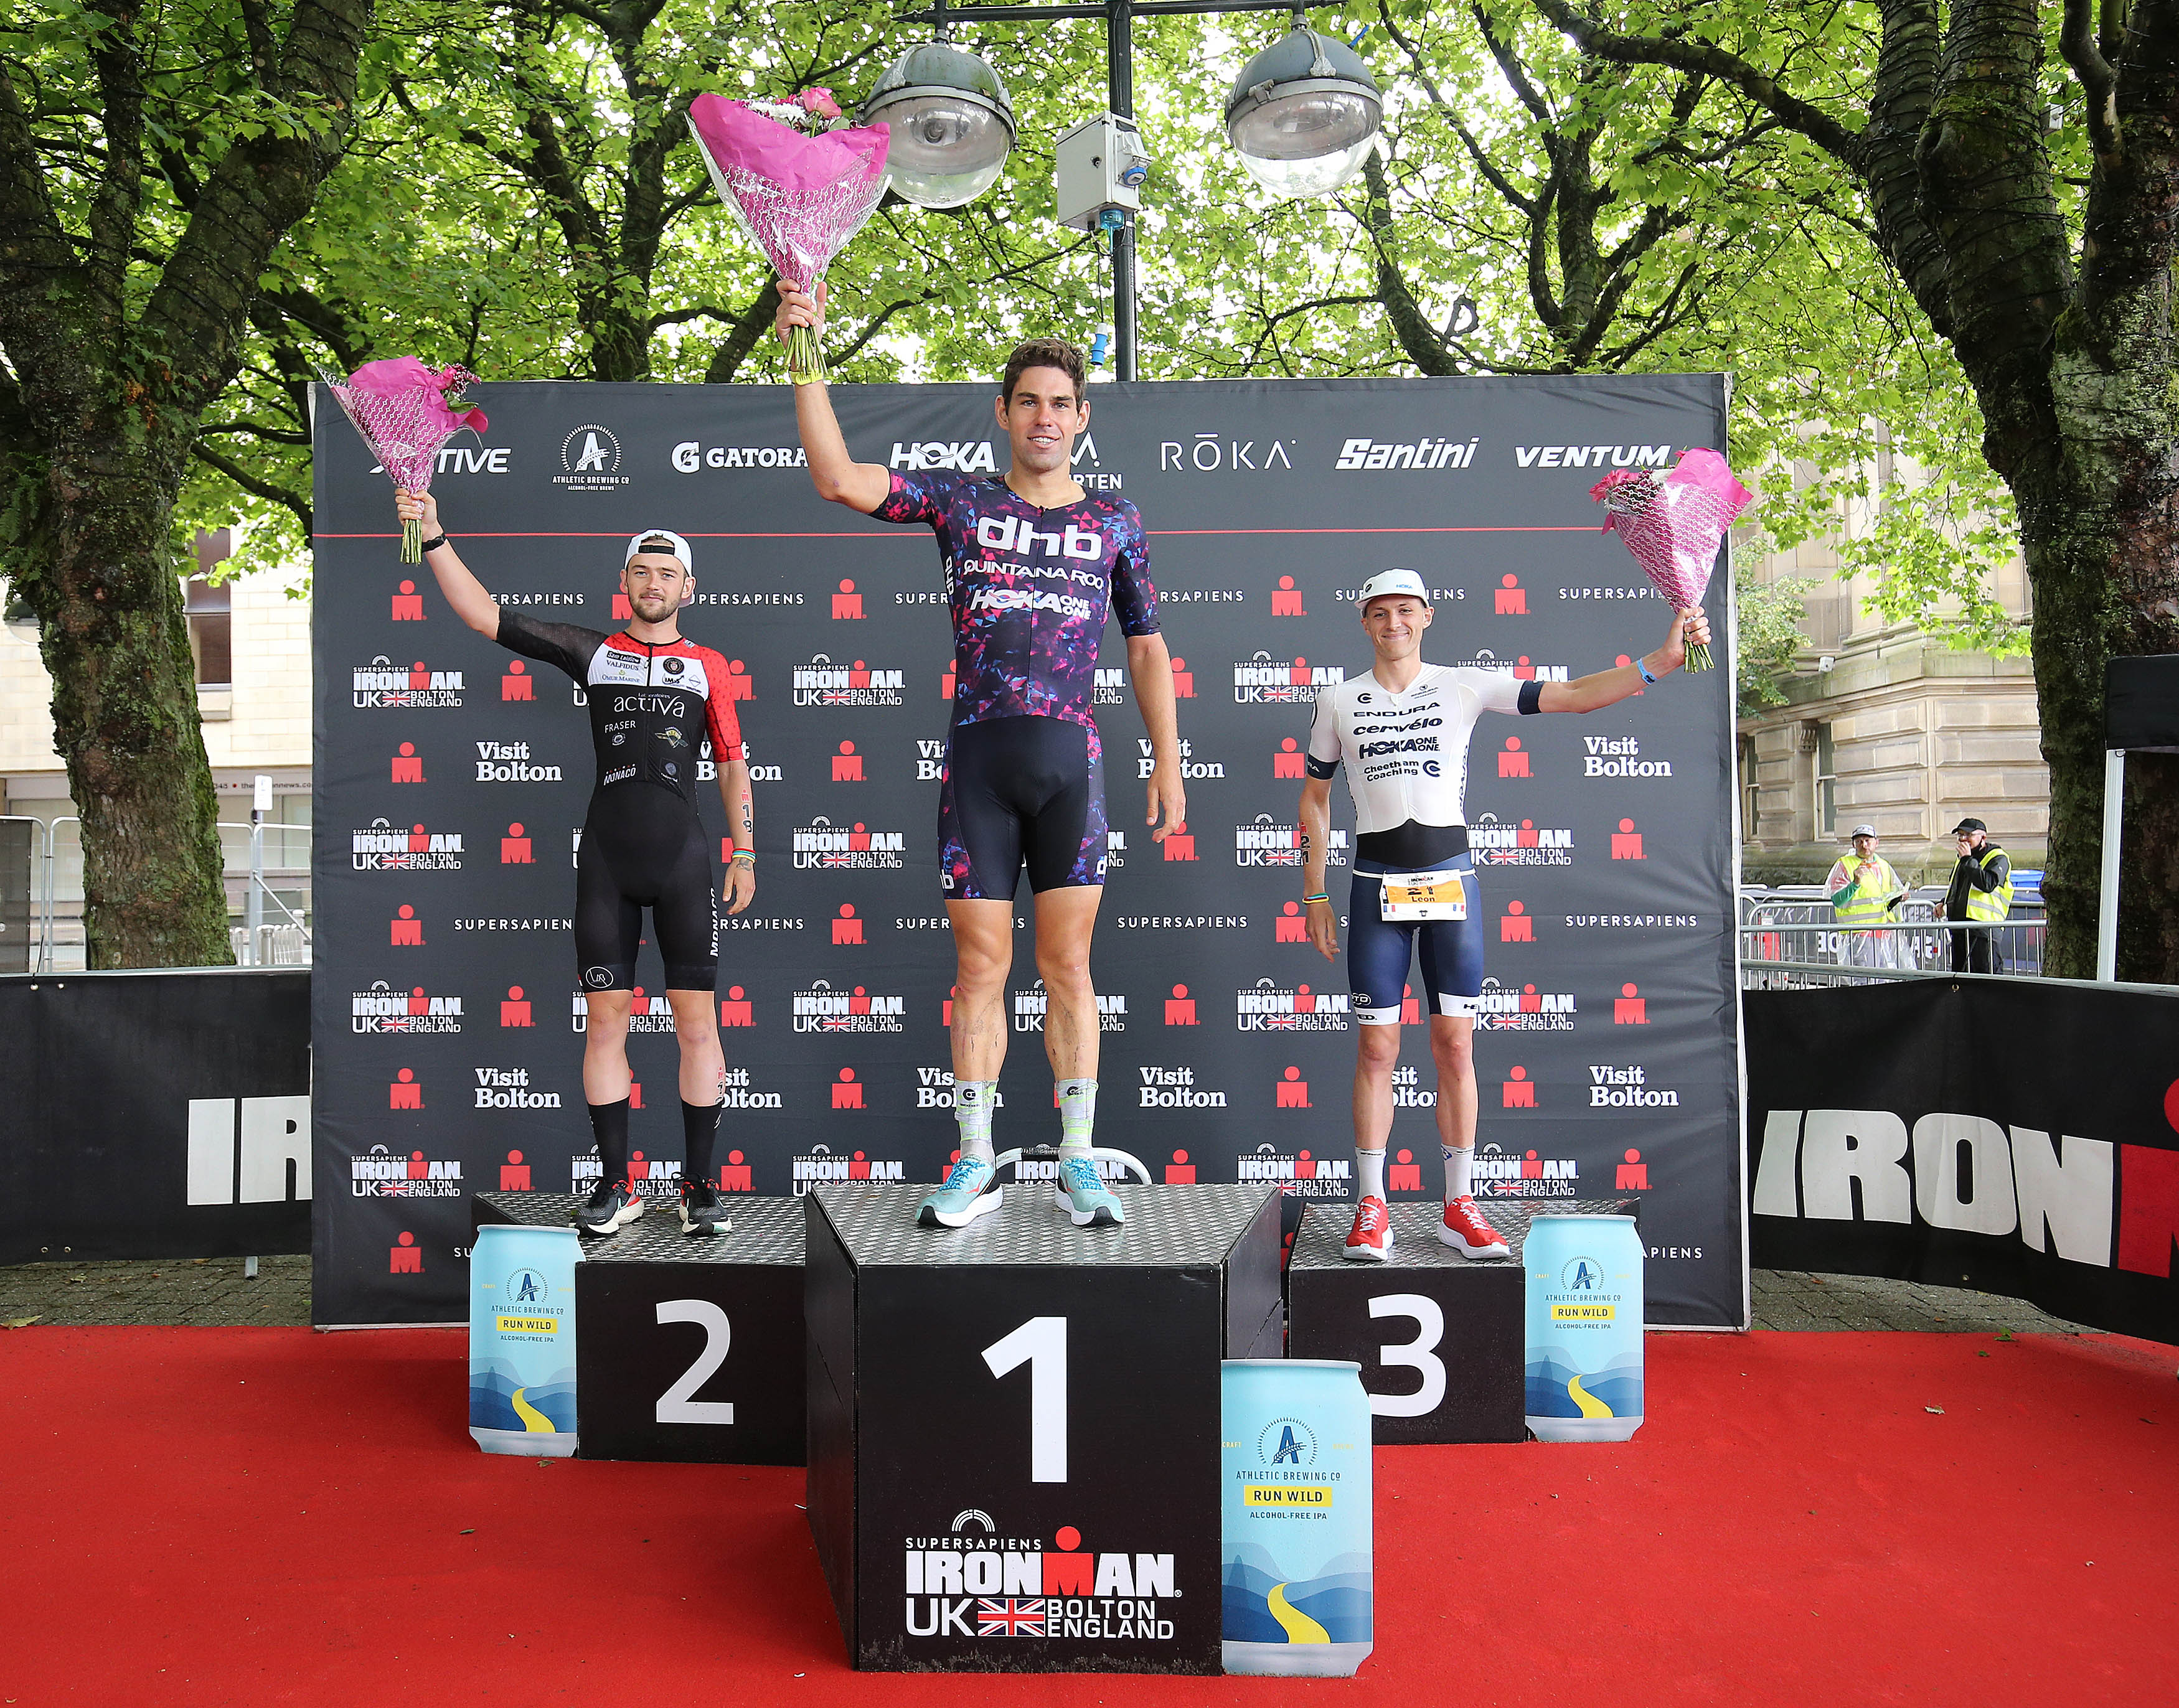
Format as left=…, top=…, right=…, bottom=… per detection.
left=777, top=287, right=1186, bottom=1232
left=397, top=489, right=756, bottom=1240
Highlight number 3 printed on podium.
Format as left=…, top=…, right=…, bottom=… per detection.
left=656, top=1298, right=736, bottom=1425
left=982, top=1315, right=1068, bottom=1483
left=1367, top=1293, right=1446, bottom=1418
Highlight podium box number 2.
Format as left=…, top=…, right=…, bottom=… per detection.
left=805, top=1182, right=1282, bottom=1673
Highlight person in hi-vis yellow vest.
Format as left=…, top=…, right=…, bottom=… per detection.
left=1826, top=824, right=1908, bottom=968
left=1944, top=817, right=2013, bottom=974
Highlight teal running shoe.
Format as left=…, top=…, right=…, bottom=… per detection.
left=1053, top=1150, right=1124, bottom=1227
left=916, top=1153, right=1003, bottom=1229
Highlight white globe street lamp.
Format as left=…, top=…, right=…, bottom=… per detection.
left=860, top=42, right=1019, bottom=210
left=1224, top=25, right=1382, bottom=199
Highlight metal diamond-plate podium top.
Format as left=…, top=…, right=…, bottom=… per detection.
left=813, top=1183, right=1278, bottom=1268
left=1288, top=1197, right=1637, bottom=1270
left=474, top=1191, right=804, bottom=1265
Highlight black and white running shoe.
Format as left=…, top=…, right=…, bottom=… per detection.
left=576, top=1178, right=644, bottom=1236
left=677, top=1179, right=733, bottom=1239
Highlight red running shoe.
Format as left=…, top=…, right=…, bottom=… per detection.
left=1342, top=1196, right=1395, bottom=1263
left=1436, top=1195, right=1509, bottom=1259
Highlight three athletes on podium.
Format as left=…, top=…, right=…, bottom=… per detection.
left=776, top=284, right=1187, bottom=1231
left=395, top=490, right=756, bottom=1240
left=1301, top=570, right=1710, bottom=1262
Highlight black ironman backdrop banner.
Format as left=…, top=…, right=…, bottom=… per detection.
left=311, top=375, right=1744, bottom=1328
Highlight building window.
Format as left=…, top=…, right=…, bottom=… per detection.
left=186, top=527, right=233, bottom=688
left=1739, top=737, right=1761, bottom=839
left=1814, top=723, right=1838, bottom=839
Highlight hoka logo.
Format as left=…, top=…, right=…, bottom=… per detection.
left=890, top=441, right=997, bottom=472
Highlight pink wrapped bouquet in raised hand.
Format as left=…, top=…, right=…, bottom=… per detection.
left=1589, top=446, right=1753, bottom=670
left=687, top=91, right=889, bottom=385
left=321, top=359, right=489, bottom=561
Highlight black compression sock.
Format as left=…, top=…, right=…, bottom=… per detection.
left=588, top=1097, right=631, bottom=1187
left=683, top=1098, right=724, bottom=1189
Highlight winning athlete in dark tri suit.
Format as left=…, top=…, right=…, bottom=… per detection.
left=396, top=489, right=756, bottom=1241
left=1297, top=570, right=1710, bottom=1265
left=776, top=288, right=1186, bottom=1232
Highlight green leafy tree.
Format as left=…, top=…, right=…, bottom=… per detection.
left=1, top=0, right=375, bottom=966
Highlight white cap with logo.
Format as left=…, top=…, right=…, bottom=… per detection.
left=1355, top=569, right=1430, bottom=609
left=625, top=528, right=694, bottom=573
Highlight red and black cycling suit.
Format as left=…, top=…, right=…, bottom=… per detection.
left=494, top=612, right=743, bottom=993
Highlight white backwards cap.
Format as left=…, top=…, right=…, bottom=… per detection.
left=624, top=528, right=694, bottom=573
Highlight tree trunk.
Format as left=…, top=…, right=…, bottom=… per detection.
left=17, top=425, right=232, bottom=967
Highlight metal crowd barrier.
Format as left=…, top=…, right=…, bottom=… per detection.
left=1738, top=894, right=2045, bottom=988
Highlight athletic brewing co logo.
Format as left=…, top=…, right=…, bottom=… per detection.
left=1334, top=435, right=1476, bottom=471
left=793, top=980, right=905, bottom=1033
left=1232, top=652, right=1343, bottom=705
left=474, top=740, right=562, bottom=782
left=1238, top=1144, right=1352, bottom=1199
left=351, top=1143, right=462, bottom=1198
left=792, top=654, right=903, bottom=706
left=1236, top=980, right=1349, bottom=1032
left=351, top=819, right=463, bottom=871
left=352, top=657, right=464, bottom=708
left=475, top=1068, right=559, bottom=1109
left=1234, top=814, right=1347, bottom=868
left=557, top=423, right=630, bottom=490
left=1475, top=977, right=1576, bottom=1032
left=792, top=817, right=905, bottom=870
left=351, top=981, right=463, bottom=1034
left=1471, top=811, right=1573, bottom=867
left=1473, top=1141, right=1579, bottom=1199
left=791, top=1143, right=904, bottom=1193
left=1583, top=736, right=1673, bottom=779
left=903, top=1516, right=1178, bottom=1643
left=1012, top=981, right=1126, bottom=1033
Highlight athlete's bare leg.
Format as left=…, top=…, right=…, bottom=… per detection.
left=1429, top=1015, right=1478, bottom=1150
left=1352, top=1019, right=1402, bottom=1153
left=665, top=987, right=725, bottom=1104
left=947, top=898, right=1015, bottom=1084
left=583, top=990, right=634, bottom=1102
left=1032, top=884, right=1103, bottom=1085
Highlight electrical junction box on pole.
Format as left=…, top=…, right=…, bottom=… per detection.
left=1054, top=111, right=1149, bottom=231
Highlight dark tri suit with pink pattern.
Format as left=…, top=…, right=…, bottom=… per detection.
left=872, top=469, right=1160, bottom=898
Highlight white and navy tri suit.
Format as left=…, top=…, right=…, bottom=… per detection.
left=1306, top=664, right=1545, bottom=1022
left=493, top=612, right=744, bottom=992
left=872, top=470, right=1159, bottom=898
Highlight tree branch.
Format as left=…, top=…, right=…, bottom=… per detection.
left=1471, top=1, right=1554, bottom=123
left=2061, top=0, right=2122, bottom=159
left=1375, top=3, right=1536, bottom=215
left=190, top=440, right=314, bottom=539
left=704, top=280, right=781, bottom=384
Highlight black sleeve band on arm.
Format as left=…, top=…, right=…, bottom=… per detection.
left=1517, top=680, right=1545, bottom=715
left=1304, top=754, right=1339, bottom=780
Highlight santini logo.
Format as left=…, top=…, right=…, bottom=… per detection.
left=1514, top=443, right=1672, bottom=469
left=1335, top=436, right=1476, bottom=471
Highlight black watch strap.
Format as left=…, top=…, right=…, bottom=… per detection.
left=418, top=532, right=449, bottom=553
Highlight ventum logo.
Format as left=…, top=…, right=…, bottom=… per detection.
left=352, top=657, right=464, bottom=708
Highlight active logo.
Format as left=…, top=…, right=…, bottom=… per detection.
left=352, top=820, right=463, bottom=872
left=353, top=657, right=464, bottom=708
left=557, top=423, right=630, bottom=490
left=1335, top=435, right=1475, bottom=471
left=793, top=980, right=905, bottom=1034
left=351, top=981, right=463, bottom=1034
left=793, top=655, right=903, bottom=707
left=351, top=1143, right=462, bottom=1198
left=1236, top=980, right=1349, bottom=1031
left=793, top=817, right=905, bottom=870
left=1232, top=653, right=1343, bottom=705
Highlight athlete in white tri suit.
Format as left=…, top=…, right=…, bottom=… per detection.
left=1298, top=569, right=1710, bottom=1263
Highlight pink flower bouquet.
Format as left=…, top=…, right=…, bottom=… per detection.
left=687, top=92, right=889, bottom=384
left=321, top=359, right=489, bottom=561
left=1589, top=447, right=1754, bottom=671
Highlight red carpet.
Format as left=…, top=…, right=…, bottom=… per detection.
left=3, top=1327, right=2173, bottom=1705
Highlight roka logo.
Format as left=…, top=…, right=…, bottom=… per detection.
left=1161, top=432, right=1294, bottom=472
left=353, top=657, right=464, bottom=708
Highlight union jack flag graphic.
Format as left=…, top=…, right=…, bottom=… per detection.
left=975, top=1598, right=1046, bottom=1636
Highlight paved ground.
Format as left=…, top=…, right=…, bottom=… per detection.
left=0, top=1257, right=2094, bottom=1334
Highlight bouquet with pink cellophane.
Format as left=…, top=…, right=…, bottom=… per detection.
left=687, top=90, right=889, bottom=385
left=320, top=358, right=489, bottom=561
left=1589, top=447, right=1753, bottom=670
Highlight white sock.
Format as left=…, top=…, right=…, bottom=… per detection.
left=1355, top=1148, right=1386, bottom=1200
left=955, top=1080, right=996, bottom=1162
left=1057, top=1078, right=1096, bottom=1150
left=1444, top=1143, right=1474, bottom=1200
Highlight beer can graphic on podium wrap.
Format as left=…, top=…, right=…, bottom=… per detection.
left=1220, top=1359, right=1373, bottom=1677
left=1523, top=1214, right=1643, bottom=1442
left=469, top=1222, right=581, bottom=1457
